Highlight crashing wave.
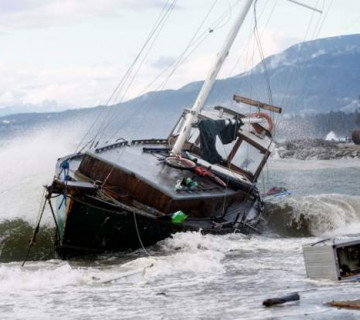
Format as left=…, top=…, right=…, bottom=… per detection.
left=263, top=194, right=360, bottom=237
left=0, top=219, right=55, bottom=263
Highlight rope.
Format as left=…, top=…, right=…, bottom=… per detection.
left=98, top=188, right=152, bottom=256
left=98, top=188, right=153, bottom=257
left=132, top=212, right=152, bottom=257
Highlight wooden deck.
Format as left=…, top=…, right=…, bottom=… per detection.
left=77, top=142, right=249, bottom=217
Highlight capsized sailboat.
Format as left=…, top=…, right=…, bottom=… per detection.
left=45, top=0, right=282, bottom=257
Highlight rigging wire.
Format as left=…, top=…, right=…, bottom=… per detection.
left=97, top=1, right=177, bottom=144
left=312, top=0, right=334, bottom=39
left=288, top=0, right=325, bottom=109
left=221, top=0, right=279, bottom=192
left=279, top=0, right=321, bottom=110
left=262, top=0, right=333, bottom=193
left=228, top=0, right=278, bottom=82
left=104, top=0, right=218, bottom=144
left=103, top=0, right=235, bottom=145
left=107, top=0, right=236, bottom=143
left=95, top=0, right=178, bottom=144
left=275, top=0, right=333, bottom=137
left=138, top=1, right=237, bottom=97
left=209, top=0, right=278, bottom=112
left=155, top=0, right=231, bottom=93
left=99, top=1, right=234, bottom=187
left=245, top=0, right=331, bottom=194
left=253, top=0, right=273, bottom=105
left=75, top=0, right=177, bottom=151
left=212, top=0, right=233, bottom=31
left=78, top=1, right=176, bottom=150
left=111, top=1, right=178, bottom=109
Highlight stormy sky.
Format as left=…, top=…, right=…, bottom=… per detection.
left=0, top=0, right=359, bottom=112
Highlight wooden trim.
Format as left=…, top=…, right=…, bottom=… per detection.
left=227, top=137, right=242, bottom=165
left=253, top=151, right=271, bottom=182
left=227, top=162, right=254, bottom=182
left=238, top=131, right=268, bottom=153
left=233, top=95, right=282, bottom=114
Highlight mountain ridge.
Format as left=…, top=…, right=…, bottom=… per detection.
left=1, top=34, right=360, bottom=139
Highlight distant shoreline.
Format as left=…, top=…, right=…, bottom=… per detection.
left=275, top=139, right=360, bottom=160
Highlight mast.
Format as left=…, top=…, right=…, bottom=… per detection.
left=171, top=0, right=255, bottom=155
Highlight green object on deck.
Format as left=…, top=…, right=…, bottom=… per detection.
left=172, top=211, right=187, bottom=224
left=175, top=178, right=198, bottom=191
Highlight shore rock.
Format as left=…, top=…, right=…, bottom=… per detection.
left=276, top=139, right=360, bottom=160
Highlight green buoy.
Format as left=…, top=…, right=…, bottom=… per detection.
left=171, top=211, right=187, bottom=224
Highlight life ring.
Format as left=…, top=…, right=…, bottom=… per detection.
left=249, top=112, right=273, bottom=134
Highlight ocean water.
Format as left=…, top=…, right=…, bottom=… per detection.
left=1, top=131, right=360, bottom=319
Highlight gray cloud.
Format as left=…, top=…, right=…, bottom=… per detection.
left=151, top=56, right=176, bottom=69
left=0, top=0, right=38, bottom=13
left=0, top=0, right=171, bottom=33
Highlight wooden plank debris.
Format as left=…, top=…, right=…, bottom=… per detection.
left=326, top=299, right=360, bottom=310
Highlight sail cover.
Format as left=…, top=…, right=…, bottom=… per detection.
left=198, top=119, right=243, bottom=164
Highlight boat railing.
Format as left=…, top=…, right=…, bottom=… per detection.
left=95, top=140, right=129, bottom=153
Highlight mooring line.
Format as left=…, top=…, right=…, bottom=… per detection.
left=132, top=212, right=152, bottom=257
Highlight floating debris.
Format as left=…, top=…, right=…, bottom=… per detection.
left=263, top=292, right=300, bottom=307
left=326, top=299, right=360, bottom=310
left=92, top=263, right=154, bottom=285
left=303, top=237, right=360, bottom=281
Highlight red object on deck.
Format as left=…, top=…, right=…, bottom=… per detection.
left=352, top=130, right=360, bottom=145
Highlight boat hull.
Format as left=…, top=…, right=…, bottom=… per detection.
left=56, top=195, right=184, bottom=257
left=52, top=141, right=263, bottom=258
left=55, top=193, right=261, bottom=258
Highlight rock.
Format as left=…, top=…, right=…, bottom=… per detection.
left=276, top=139, right=360, bottom=160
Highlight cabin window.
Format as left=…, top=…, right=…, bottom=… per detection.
left=231, top=140, right=265, bottom=175
left=216, top=136, right=236, bottom=159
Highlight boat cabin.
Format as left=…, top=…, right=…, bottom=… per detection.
left=168, top=106, right=275, bottom=183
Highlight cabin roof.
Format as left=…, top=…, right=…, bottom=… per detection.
left=84, top=143, right=240, bottom=201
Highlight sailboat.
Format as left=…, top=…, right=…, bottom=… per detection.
left=45, top=0, right=282, bottom=257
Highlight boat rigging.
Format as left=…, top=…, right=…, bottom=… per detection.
left=24, top=0, right=323, bottom=259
